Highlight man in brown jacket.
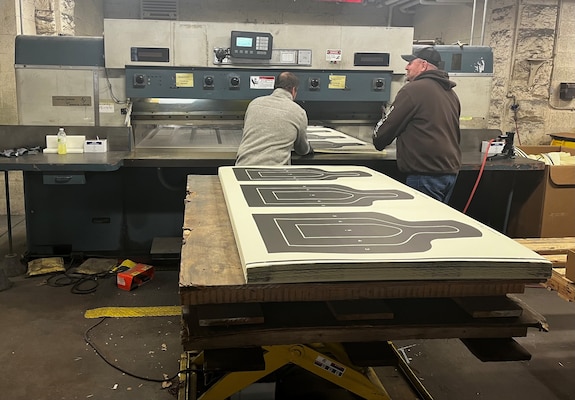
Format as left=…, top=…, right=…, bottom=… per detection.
left=373, top=47, right=461, bottom=203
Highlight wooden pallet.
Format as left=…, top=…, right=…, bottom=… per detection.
left=181, top=296, right=544, bottom=350
left=515, top=238, right=575, bottom=301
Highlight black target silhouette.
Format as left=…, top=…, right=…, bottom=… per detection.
left=241, top=184, right=413, bottom=207
left=233, top=167, right=372, bottom=181
left=253, top=212, right=482, bottom=254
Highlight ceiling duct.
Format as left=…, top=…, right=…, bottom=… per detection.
left=141, top=0, right=179, bottom=20
left=399, top=0, right=473, bottom=13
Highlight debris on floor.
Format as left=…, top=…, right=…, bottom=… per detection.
left=72, top=258, right=119, bottom=275
left=26, top=257, right=65, bottom=276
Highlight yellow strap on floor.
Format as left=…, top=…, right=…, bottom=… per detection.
left=84, top=306, right=181, bottom=319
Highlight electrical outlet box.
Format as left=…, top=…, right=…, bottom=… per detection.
left=481, top=141, right=505, bottom=154
left=559, top=83, right=575, bottom=100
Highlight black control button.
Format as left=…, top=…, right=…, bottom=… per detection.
left=133, top=74, right=146, bottom=88
left=373, top=78, right=385, bottom=91
left=229, top=75, right=240, bottom=89
left=203, top=75, right=215, bottom=88
left=309, top=78, right=320, bottom=90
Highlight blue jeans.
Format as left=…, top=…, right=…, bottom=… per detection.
left=405, top=174, right=458, bottom=204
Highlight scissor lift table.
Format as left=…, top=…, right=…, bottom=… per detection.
left=178, top=175, right=546, bottom=400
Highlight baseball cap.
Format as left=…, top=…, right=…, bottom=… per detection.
left=401, top=47, right=442, bottom=68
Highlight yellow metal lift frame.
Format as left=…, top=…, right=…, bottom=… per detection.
left=179, top=342, right=433, bottom=400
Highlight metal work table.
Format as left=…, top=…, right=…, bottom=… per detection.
left=0, top=149, right=545, bottom=171
left=0, top=123, right=546, bottom=258
left=0, top=152, right=129, bottom=171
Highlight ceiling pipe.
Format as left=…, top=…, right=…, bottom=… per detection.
left=387, top=5, right=395, bottom=25
left=399, top=0, right=421, bottom=13
left=384, top=0, right=413, bottom=25
left=480, top=0, right=488, bottom=45
left=395, top=0, right=487, bottom=50
left=399, top=0, right=474, bottom=13
left=387, top=0, right=415, bottom=21
left=469, top=0, right=477, bottom=44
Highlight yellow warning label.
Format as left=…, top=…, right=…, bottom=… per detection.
left=84, top=306, right=181, bottom=319
left=176, top=73, right=194, bottom=87
left=328, top=75, right=346, bottom=89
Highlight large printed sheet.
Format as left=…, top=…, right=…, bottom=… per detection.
left=218, top=165, right=551, bottom=284
left=305, top=126, right=381, bottom=154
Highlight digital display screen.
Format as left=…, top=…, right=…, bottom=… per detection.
left=140, top=50, right=165, bottom=57
left=236, top=37, right=253, bottom=48
left=231, top=31, right=273, bottom=59
left=353, top=52, right=390, bottom=66
left=131, top=47, right=170, bottom=62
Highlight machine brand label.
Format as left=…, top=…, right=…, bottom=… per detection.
left=52, top=96, right=92, bottom=106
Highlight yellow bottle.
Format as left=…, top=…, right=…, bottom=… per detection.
left=57, top=127, right=67, bottom=155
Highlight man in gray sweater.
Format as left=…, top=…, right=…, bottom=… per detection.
left=235, top=71, right=314, bottom=166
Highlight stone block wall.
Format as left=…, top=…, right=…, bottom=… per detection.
left=487, top=0, right=574, bottom=145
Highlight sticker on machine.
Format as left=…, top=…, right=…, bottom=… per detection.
left=326, top=49, right=342, bottom=62
left=313, top=356, right=345, bottom=377
left=250, top=76, right=275, bottom=89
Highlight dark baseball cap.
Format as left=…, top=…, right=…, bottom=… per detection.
left=401, top=47, right=442, bottom=68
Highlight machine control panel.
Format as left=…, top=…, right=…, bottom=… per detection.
left=126, top=66, right=393, bottom=102
left=230, top=31, right=273, bottom=60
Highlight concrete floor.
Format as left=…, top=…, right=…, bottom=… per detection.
left=1, top=216, right=574, bottom=400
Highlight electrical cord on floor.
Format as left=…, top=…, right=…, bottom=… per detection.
left=84, top=317, right=224, bottom=386
left=463, top=139, right=494, bottom=214
left=85, top=317, right=183, bottom=383
left=47, top=271, right=111, bottom=294
left=86, top=318, right=304, bottom=395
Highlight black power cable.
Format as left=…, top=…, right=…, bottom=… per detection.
left=84, top=317, right=183, bottom=383
left=47, top=271, right=111, bottom=294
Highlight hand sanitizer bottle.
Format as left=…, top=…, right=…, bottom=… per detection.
left=57, top=127, right=67, bottom=155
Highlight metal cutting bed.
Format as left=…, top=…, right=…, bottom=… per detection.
left=135, top=124, right=243, bottom=150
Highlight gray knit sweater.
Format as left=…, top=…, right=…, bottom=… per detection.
left=235, top=88, right=312, bottom=166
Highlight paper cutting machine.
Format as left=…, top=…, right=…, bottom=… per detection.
left=9, top=21, right=516, bottom=260
left=127, top=65, right=393, bottom=152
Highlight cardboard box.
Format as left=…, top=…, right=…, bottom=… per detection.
left=116, top=263, right=154, bottom=291
left=508, top=146, right=575, bottom=238
left=566, top=250, right=575, bottom=282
